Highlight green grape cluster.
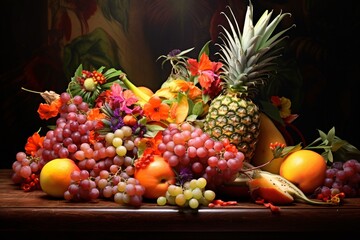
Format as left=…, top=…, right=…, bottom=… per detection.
left=157, top=177, right=216, bottom=209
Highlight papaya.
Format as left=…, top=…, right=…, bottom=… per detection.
left=251, top=113, right=287, bottom=174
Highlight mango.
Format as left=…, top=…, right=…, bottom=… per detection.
left=251, top=113, right=287, bottom=174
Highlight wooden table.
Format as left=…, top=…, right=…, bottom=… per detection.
left=1, top=169, right=359, bottom=239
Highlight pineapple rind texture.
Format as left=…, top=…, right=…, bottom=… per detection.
left=204, top=94, right=260, bottom=161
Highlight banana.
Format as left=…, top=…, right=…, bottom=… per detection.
left=120, top=74, right=151, bottom=105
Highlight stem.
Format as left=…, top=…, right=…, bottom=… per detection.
left=252, top=157, right=276, bottom=169
left=21, top=87, right=42, bottom=94
left=294, top=194, right=337, bottom=205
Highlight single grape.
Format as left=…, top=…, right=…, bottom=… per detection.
left=196, top=177, right=207, bottom=189
left=188, top=198, right=199, bottom=209
left=157, top=196, right=167, bottom=206
left=191, top=188, right=203, bottom=200
left=204, top=190, right=216, bottom=201
left=175, top=194, right=186, bottom=206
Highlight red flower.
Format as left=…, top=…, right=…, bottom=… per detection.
left=25, top=132, right=44, bottom=156
left=187, top=53, right=222, bottom=92
left=37, top=98, right=62, bottom=120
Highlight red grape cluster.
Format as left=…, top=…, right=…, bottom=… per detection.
left=157, top=122, right=245, bottom=190
left=41, top=92, right=95, bottom=162
left=314, top=159, right=360, bottom=200
left=64, top=167, right=145, bottom=206
left=11, top=151, right=44, bottom=187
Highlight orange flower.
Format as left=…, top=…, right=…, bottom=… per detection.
left=143, top=95, right=170, bottom=122
left=87, top=108, right=106, bottom=121
left=88, top=130, right=97, bottom=145
left=25, top=131, right=44, bottom=156
left=37, top=98, right=62, bottom=120
left=136, top=131, right=163, bottom=158
left=186, top=82, right=202, bottom=100
left=168, top=102, right=178, bottom=121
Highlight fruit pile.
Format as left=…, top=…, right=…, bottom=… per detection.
left=12, top=93, right=359, bottom=208
left=10, top=2, right=360, bottom=209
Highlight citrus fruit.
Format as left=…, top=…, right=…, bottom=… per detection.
left=39, top=158, right=80, bottom=198
left=279, top=149, right=327, bottom=194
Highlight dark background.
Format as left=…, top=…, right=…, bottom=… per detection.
left=1, top=0, right=360, bottom=168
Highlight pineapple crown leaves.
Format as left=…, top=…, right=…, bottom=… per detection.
left=215, top=1, right=295, bottom=98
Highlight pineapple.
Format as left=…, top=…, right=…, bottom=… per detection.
left=203, top=2, right=294, bottom=161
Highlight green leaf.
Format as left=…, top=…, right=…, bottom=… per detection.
left=178, top=47, right=194, bottom=57
left=144, top=124, right=166, bottom=138
left=304, top=126, right=360, bottom=164
left=333, top=141, right=360, bottom=162
left=259, top=100, right=284, bottom=125
left=318, top=129, right=327, bottom=142
left=326, top=127, right=336, bottom=143
left=74, top=64, right=83, bottom=78
left=103, top=68, right=123, bottom=80
left=97, top=66, right=106, bottom=73
left=192, top=101, right=204, bottom=116
left=202, top=93, right=210, bottom=105
left=146, top=124, right=165, bottom=132
left=322, top=150, right=333, bottom=163
left=280, top=143, right=302, bottom=158
left=101, top=80, right=125, bottom=89
left=198, top=40, right=211, bottom=60
left=138, top=117, right=147, bottom=126
left=193, top=75, right=199, bottom=86
left=186, top=114, right=198, bottom=122
left=331, top=138, right=347, bottom=152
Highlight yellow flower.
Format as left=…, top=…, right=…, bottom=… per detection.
left=271, top=96, right=291, bottom=118
left=279, top=97, right=291, bottom=119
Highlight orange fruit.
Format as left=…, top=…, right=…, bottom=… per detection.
left=134, top=155, right=176, bottom=199
left=279, top=149, right=327, bottom=194
left=39, top=158, right=80, bottom=198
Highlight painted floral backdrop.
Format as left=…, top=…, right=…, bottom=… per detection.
left=1, top=0, right=359, bottom=168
